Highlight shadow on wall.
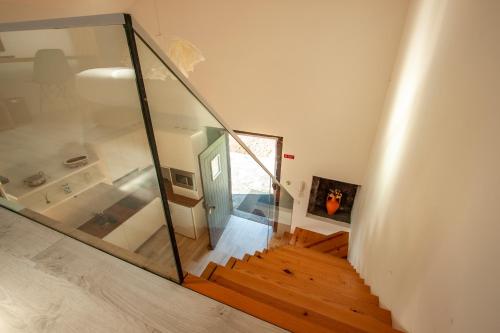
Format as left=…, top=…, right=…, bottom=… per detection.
left=350, top=0, right=449, bottom=268
left=349, top=0, right=500, bottom=332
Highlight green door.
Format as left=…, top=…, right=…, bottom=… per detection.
left=199, top=133, right=232, bottom=249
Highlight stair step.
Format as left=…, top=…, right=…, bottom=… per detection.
left=233, top=260, right=391, bottom=324
left=245, top=256, right=379, bottom=305
left=200, top=261, right=218, bottom=280
left=301, top=231, right=347, bottom=247
left=260, top=251, right=369, bottom=292
left=279, top=245, right=357, bottom=272
left=307, top=232, right=349, bottom=253
left=292, top=227, right=331, bottom=247
left=269, top=231, right=293, bottom=248
left=190, top=225, right=400, bottom=332
left=183, top=274, right=333, bottom=333
left=225, top=257, right=237, bottom=268
left=270, top=247, right=357, bottom=276
left=209, top=266, right=401, bottom=333
left=327, top=244, right=349, bottom=258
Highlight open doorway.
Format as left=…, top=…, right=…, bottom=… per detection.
left=229, top=131, right=283, bottom=225
left=170, top=129, right=282, bottom=275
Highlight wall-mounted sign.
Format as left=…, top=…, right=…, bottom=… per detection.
left=284, top=153, right=295, bottom=160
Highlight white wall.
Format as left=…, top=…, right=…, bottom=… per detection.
left=129, top=0, right=410, bottom=233
left=349, top=0, right=500, bottom=332
left=0, top=0, right=409, bottom=233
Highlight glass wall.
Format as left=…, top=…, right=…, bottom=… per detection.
left=0, top=14, right=294, bottom=281
left=134, top=30, right=293, bottom=276
left=0, top=23, right=180, bottom=281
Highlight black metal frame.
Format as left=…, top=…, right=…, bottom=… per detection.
left=123, top=14, right=184, bottom=284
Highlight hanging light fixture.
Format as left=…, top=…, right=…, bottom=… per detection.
left=167, top=38, right=205, bottom=77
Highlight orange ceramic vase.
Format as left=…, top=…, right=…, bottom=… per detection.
left=326, top=196, right=340, bottom=216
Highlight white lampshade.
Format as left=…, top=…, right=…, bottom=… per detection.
left=75, top=67, right=138, bottom=107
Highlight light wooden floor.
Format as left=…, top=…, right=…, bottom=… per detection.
left=0, top=208, right=285, bottom=333
left=137, top=215, right=272, bottom=276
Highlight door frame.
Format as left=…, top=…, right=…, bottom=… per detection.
left=232, top=130, right=283, bottom=231
left=233, top=130, right=283, bottom=183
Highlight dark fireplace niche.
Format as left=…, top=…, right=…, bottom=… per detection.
left=307, top=176, right=359, bottom=224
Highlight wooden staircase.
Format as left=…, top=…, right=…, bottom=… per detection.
left=184, top=227, right=401, bottom=333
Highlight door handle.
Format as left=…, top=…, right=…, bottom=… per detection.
left=206, top=205, right=216, bottom=215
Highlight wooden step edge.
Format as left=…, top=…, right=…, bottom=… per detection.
left=225, top=257, right=238, bottom=269
left=211, top=267, right=402, bottom=333
left=242, top=254, right=251, bottom=262
left=303, top=231, right=348, bottom=248
left=183, top=274, right=333, bottom=333
left=200, top=262, right=218, bottom=280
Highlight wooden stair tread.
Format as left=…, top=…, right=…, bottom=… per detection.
left=233, top=258, right=379, bottom=305
left=269, top=248, right=358, bottom=276
left=258, top=252, right=370, bottom=292
left=279, top=245, right=357, bottom=271
left=190, top=226, right=400, bottom=332
left=225, top=257, right=237, bottom=268
left=307, top=232, right=349, bottom=253
left=267, top=249, right=360, bottom=281
left=200, top=261, right=218, bottom=280
left=232, top=260, right=392, bottom=324
left=292, top=227, right=331, bottom=247
left=261, top=252, right=365, bottom=286
left=248, top=257, right=378, bottom=304
left=245, top=256, right=379, bottom=304
left=209, top=266, right=401, bottom=333
left=327, top=244, right=349, bottom=258
left=302, top=231, right=348, bottom=247
left=183, top=274, right=334, bottom=333
left=282, top=232, right=292, bottom=246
